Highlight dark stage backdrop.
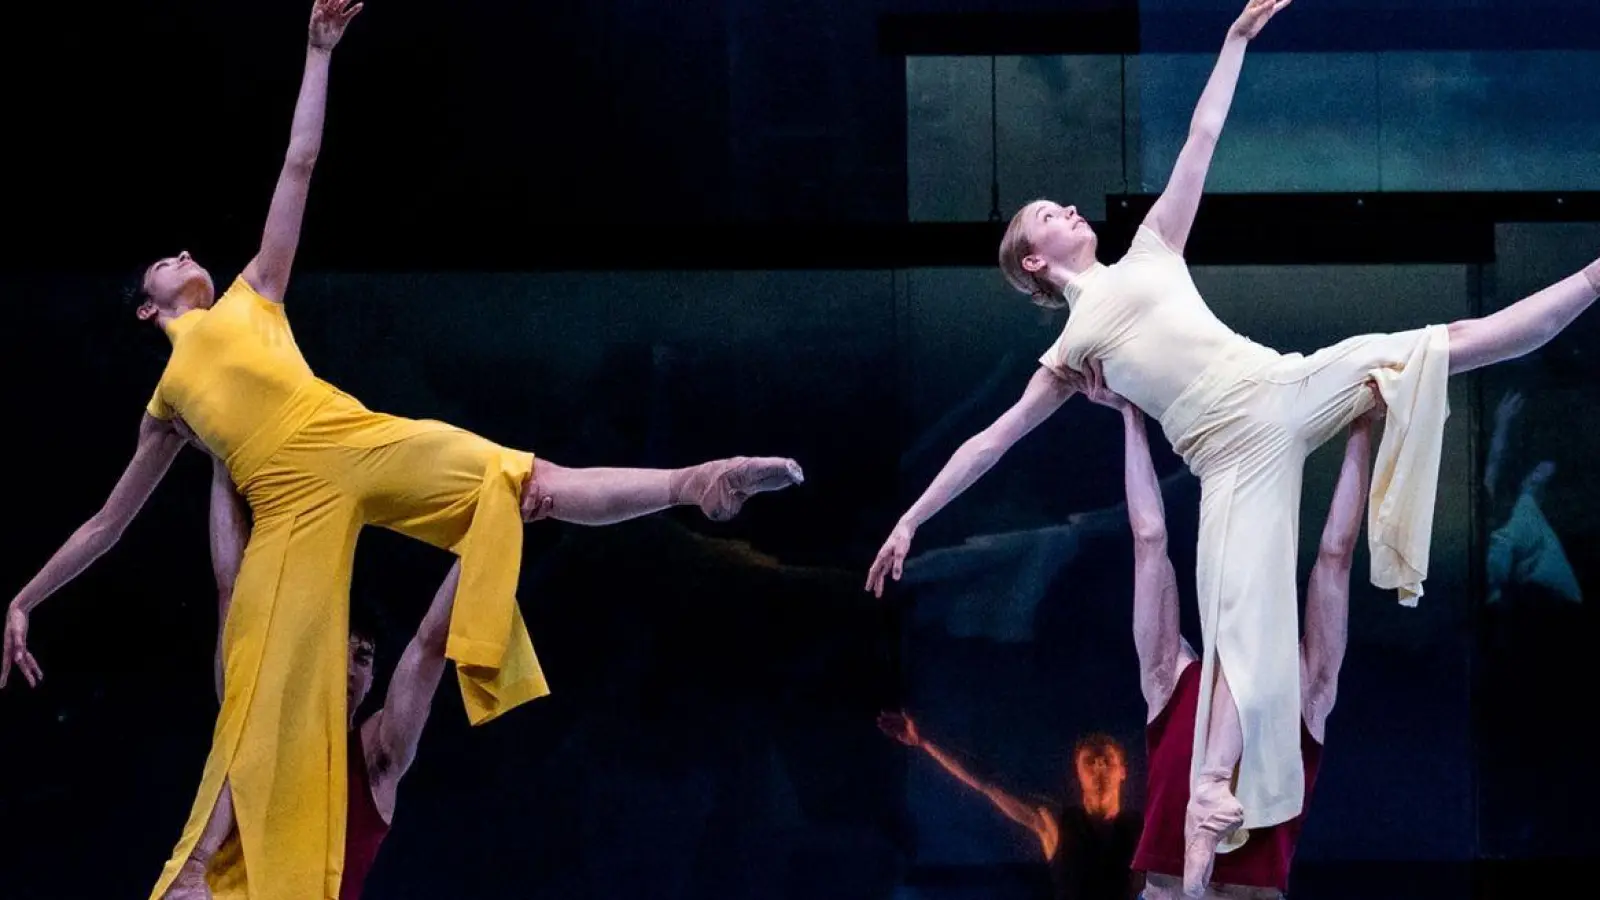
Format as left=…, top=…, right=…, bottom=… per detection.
left=5, top=241, right=1596, bottom=897
left=5, top=2, right=1600, bottom=898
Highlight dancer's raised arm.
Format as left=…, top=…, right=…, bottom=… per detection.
left=1143, top=0, right=1290, bottom=254
left=242, top=0, right=363, bottom=303
left=866, top=366, right=1080, bottom=597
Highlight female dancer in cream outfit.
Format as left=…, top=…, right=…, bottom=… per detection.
left=867, top=2, right=1600, bottom=895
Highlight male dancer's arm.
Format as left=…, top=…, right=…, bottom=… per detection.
left=208, top=457, right=250, bottom=700
left=1092, top=374, right=1193, bottom=721
left=1300, top=408, right=1376, bottom=742
left=877, top=711, right=1059, bottom=857
left=367, top=483, right=555, bottom=785
left=364, top=564, right=459, bottom=786
left=1143, top=0, right=1292, bottom=254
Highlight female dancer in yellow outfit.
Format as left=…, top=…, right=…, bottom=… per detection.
left=867, top=1, right=1600, bottom=896
left=0, top=4, right=802, bottom=899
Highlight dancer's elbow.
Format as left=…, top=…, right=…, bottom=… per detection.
left=1316, top=530, right=1358, bottom=567
left=79, top=513, right=124, bottom=552
left=1130, top=517, right=1168, bottom=550
left=1187, top=122, right=1222, bottom=151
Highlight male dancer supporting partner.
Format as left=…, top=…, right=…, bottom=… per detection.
left=165, top=454, right=556, bottom=899
left=1082, top=365, right=1374, bottom=899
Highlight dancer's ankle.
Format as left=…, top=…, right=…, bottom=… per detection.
left=667, top=468, right=689, bottom=505
left=667, top=465, right=703, bottom=506
left=1583, top=258, right=1600, bottom=294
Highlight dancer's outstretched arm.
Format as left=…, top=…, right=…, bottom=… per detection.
left=1079, top=365, right=1191, bottom=719
left=1300, top=405, right=1376, bottom=742
left=3, top=415, right=186, bottom=689
left=1143, top=0, right=1291, bottom=254
left=866, top=366, right=1080, bottom=596
left=242, top=0, right=363, bottom=304
left=878, top=712, right=1056, bottom=855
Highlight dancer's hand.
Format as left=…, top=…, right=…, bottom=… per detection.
left=1356, top=383, right=1387, bottom=427
left=1230, top=0, right=1291, bottom=40
left=866, top=522, right=915, bottom=597
left=520, top=472, right=555, bottom=523
left=308, top=0, right=363, bottom=51
left=1078, top=361, right=1129, bottom=411
left=1, top=603, right=42, bottom=689
left=876, top=710, right=921, bottom=747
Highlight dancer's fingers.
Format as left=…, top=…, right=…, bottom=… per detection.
left=867, top=551, right=892, bottom=596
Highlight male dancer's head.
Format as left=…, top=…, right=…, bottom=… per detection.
left=1072, top=733, right=1129, bottom=821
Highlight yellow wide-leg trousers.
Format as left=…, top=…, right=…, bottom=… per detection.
left=149, top=382, right=550, bottom=900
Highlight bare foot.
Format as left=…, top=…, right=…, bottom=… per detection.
left=673, top=457, right=804, bottom=521
left=1182, top=775, right=1245, bottom=897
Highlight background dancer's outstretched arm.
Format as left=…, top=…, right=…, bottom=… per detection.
left=877, top=711, right=1060, bottom=858
left=1143, top=0, right=1291, bottom=254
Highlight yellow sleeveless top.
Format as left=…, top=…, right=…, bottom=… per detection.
left=1038, top=226, right=1252, bottom=421
left=146, top=277, right=317, bottom=461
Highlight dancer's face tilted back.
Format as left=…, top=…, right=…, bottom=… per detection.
left=133, top=251, right=217, bottom=323
left=998, top=199, right=1099, bottom=309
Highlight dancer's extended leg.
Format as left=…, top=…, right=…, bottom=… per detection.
left=1184, top=664, right=1246, bottom=897
left=534, top=457, right=805, bottom=525
left=1447, top=261, right=1600, bottom=374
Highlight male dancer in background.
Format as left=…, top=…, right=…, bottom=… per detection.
left=166, top=455, right=553, bottom=899
left=1081, top=371, right=1375, bottom=899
